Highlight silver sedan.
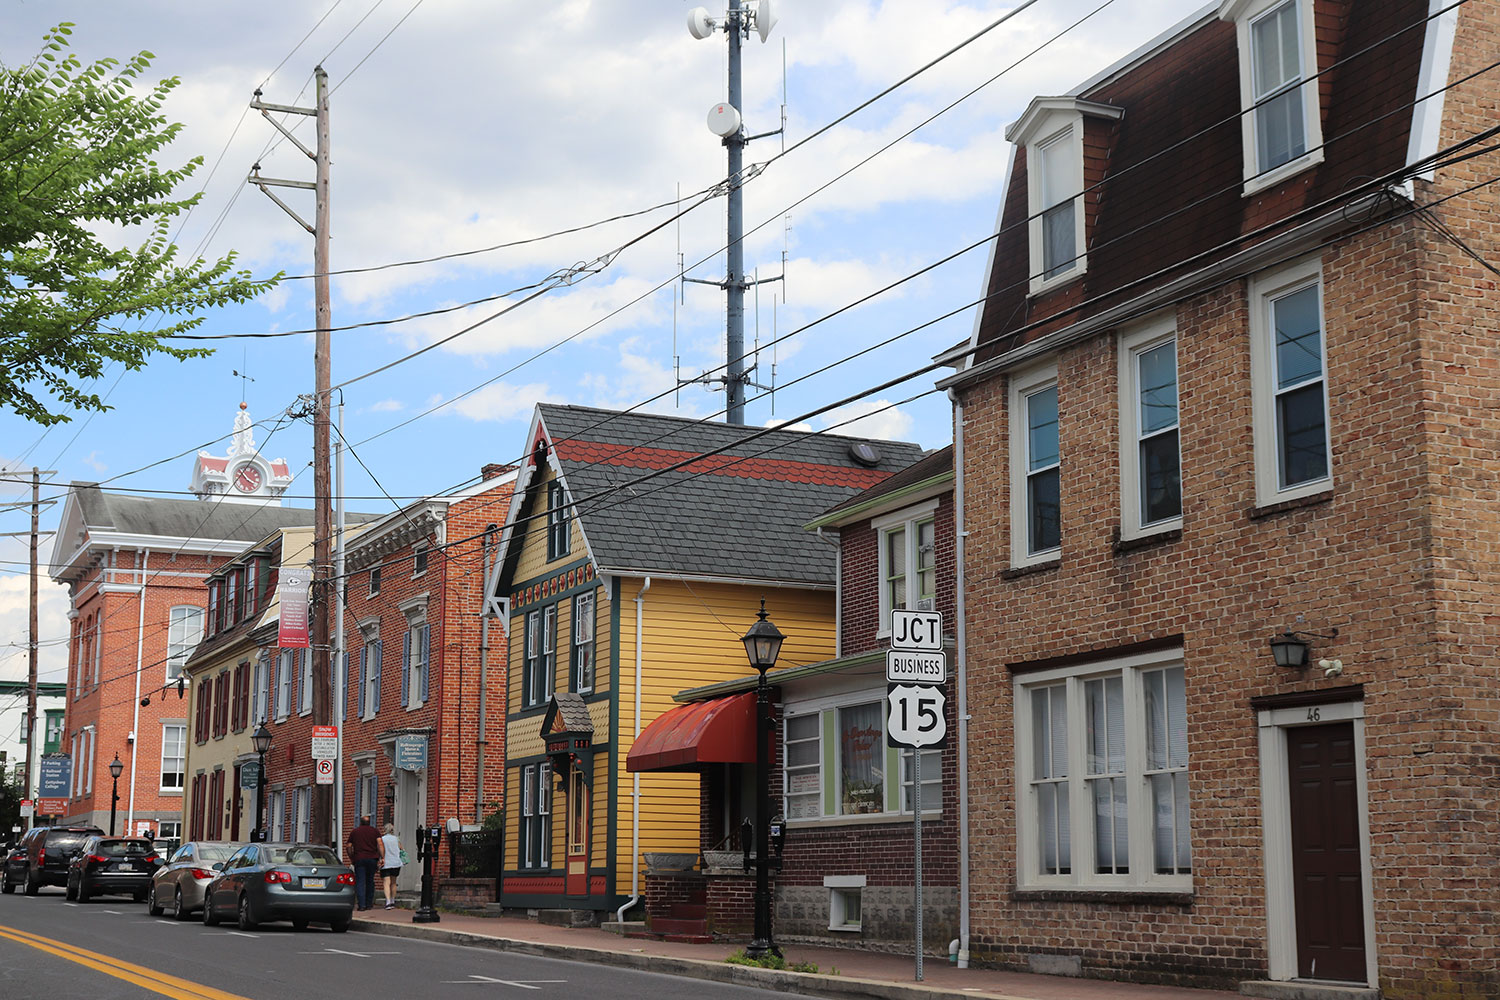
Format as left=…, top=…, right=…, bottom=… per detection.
left=203, top=843, right=355, bottom=932
left=148, top=841, right=238, bottom=920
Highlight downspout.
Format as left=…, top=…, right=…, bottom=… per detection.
left=127, top=547, right=151, bottom=832
left=616, top=575, right=651, bottom=923
left=948, top=390, right=971, bottom=968
left=476, top=525, right=497, bottom=823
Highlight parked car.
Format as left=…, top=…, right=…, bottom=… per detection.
left=1, top=842, right=27, bottom=893
left=148, top=841, right=238, bottom=920
left=65, top=836, right=163, bottom=902
left=202, top=843, right=355, bottom=933
left=15, top=825, right=103, bottom=895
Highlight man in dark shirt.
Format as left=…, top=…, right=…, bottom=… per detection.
left=347, top=815, right=381, bottom=911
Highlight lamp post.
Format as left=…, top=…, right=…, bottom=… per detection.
left=251, top=724, right=272, bottom=842
left=107, top=754, right=124, bottom=837
left=740, top=599, right=784, bottom=960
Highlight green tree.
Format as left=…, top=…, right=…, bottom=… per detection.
left=0, top=24, right=277, bottom=426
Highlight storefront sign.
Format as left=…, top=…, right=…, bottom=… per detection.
left=394, top=734, right=427, bottom=772
left=239, top=761, right=261, bottom=789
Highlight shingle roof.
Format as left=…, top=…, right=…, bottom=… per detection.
left=818, top=445, right=953, bottom=520
left=537, top=404, right=925, bottom=586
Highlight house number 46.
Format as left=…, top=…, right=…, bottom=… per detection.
left=1306, top=707, right=1321, bottom=722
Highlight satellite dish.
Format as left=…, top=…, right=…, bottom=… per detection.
left=755, top=0, right=778, bottom=43
left=707, top=102, right=742, bottom=138
left=687, top=7, right=716, bottom=40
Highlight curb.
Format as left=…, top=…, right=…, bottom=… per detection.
left=350, top=918, right=1026, bottom=1000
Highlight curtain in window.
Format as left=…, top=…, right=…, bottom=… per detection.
left=1145, top=666, right=1191, bottom=874
left=1031, top=685, right=1070, bottom=875
left=1086, top=675, right=1129, bottom=874
left=838, top=703, right=883, bottom=815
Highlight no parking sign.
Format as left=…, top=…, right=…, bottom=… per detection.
left=315, top=758, right=335, bottom=785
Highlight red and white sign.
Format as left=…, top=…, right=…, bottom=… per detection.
left=311, top=725, right=338, bottom=760
left=277, top=565, right=311, bottom=648
left=314, top=758, right=335, bottom=785
left=38, top=798, right=66, bottom=816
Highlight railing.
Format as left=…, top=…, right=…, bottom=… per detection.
left=448, top=827, right=503, bottom=887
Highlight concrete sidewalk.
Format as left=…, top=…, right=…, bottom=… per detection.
left=349, top=906, right=1240, bottom=1000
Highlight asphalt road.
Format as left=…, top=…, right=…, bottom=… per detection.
left=0, top=886, right=812, bottom=1000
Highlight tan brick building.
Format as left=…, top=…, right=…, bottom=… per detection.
left=938, top=2, right=1498, bottom=996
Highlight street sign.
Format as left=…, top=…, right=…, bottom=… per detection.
left=38, top=798, right=67, bottom=816
left=18, top=802, right=32, bottom=818
left=315, top=758, right=335, bottom=785
left=38, top=755, right=70, bottom=798
left=887, top=649, right=946, bottom=685
left=890, top=608, right=942, bottom=653
left=886, top=684, right=947, bottom=748
left=239, top=761, right=261, bottom=789
left=311, top=725, right=338, bottom=760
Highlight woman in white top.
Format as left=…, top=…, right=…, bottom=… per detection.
left=379, top=823, right=402, bottom=909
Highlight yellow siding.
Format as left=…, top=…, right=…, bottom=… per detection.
left=612, top=579, right=835, bottom=894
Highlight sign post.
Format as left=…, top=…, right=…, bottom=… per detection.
left=886, top=609, right=945, bottom=983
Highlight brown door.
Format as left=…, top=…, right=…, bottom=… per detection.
left=565, top=770, right=589, bottom=896
left=1287, top=721, right=1366, bottom=982
left=230, top=766, right=242, bottom=841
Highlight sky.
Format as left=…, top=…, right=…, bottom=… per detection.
left=0, top=0, right=1212, bottom=684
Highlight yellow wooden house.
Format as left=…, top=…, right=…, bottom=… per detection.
left=485, top=403, right=922, bottom=915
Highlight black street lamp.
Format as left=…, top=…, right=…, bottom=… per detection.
left=251, top=723, right=272, bottom=843
left=740, top=600, right=784, bottom=960
left=107, top=753, right=124, bottom=837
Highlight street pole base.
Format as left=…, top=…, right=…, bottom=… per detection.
left=412, top=907, right=441, bottom=923
left=745, top=938, right=780, bottom=961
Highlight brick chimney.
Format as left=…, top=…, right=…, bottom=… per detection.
left=481, top=463, right=515, bottom=481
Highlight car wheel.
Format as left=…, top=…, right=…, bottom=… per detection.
left=76, top=879, right=90, bottom=903
left=173, top=886, right=192, bottom=922
left=202, top=895, right=220, bottom=926
left=23, top=870, right=38, bottom=896
left=1, top=873, right=13, bottom=894
left=65, top=878, right=77, bottom=901
left=291, top=919, right=309, bottom=932
left=236, top=894, right=257, bottom=931
left=329, top=918, right=350, bottom=933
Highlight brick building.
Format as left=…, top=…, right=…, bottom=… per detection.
left=48, top=407, right=314, bottom=840
left=257, top=465, right=516, bottom=890
left=936, top=1, right=1497, bottom=996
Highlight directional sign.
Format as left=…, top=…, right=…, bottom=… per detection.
left=38, top=755, right=71, bottom=798
left=886, top=684, right=947, bottom=748
left=38, top=798, right=67, bottom=816
left=311, top=725, right=338, bottom=760
left=315, top=758, right=335, bottom=785
left=890, top=609, right=942, bottom=653
left=887, top=649, right=946, bottom=685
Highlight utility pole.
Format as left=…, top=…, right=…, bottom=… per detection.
left=250, top=65, right=335, bottom=845
left=25, top=468, right=40, bottom=811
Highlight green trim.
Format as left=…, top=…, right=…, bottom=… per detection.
left=884, top=743, right=900, bottom=812
left=675, top=647, right=887, bottom=702
left=606, top=574, right=621, bottom=893
left=509, top=556, right=592, bottom=597
left=0, top=680, right=65, bottom=696
left=821, top=712, right=836, bottom=815
left=803, top=471, right=954, bottom=531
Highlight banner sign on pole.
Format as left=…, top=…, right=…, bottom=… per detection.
left=277, top=565, right=312, bottom=648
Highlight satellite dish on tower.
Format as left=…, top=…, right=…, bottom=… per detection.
left=707, top=102, right=742, bottom=137
left=755, top=0, right=778, bottom=43
left=687, top=7, right=716, bottom=40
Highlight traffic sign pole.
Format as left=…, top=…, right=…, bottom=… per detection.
left=914, top=744, right=923, bottom=982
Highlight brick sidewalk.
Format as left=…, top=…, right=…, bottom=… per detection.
left=350, top=905, right=1241, bottom=1000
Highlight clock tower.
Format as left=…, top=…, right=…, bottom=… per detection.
left=189, top=403, right=293, bottom=504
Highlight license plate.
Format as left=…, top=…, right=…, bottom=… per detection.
left=301, top=877, right=326, bottom=889
left=111, top=862, right=129, bottom=872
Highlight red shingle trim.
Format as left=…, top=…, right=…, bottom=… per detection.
left=554, top=440, right=893, bottom=490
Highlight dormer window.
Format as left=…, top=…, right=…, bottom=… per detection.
left=1006, top=97, right=1123, bottom=296
left=1221, top=0, right=1323, bottom=194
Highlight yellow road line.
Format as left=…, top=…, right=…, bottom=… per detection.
left=0, top=923, right=252, bottom=1000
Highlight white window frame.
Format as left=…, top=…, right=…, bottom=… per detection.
left=369, top=566, right=381, bottom=596
left=1008, top=362, right=1062, bottom=568
left=406, top=622, right=428, bottom=709
left=1117, top=316, right=1183, bottom=540
left=160, top=722, right=186, bottom=792
left=362, top=639, right=381, bottom=722
left=166, top=606, right=205, bottom=682
left=276, top=649, right=293, bottom=721
left=825, top=874, right=866, bottom=932
left=1248, top=256, right=1332, bottom=507
left=873, top=501, right=940, bottom=636
left=1222, top=0, right=1324, bottom=195
left=294, top=784, right=311, bottom=842
left=572, top=591, right=595, bottom=695
left=1012, top=646, right=1191, bottom=893
left=412, top=542, right=429, bottom=578
left=299, top=650, right=313, bottom=716
left=1028, top=124, right=1086, bottom=294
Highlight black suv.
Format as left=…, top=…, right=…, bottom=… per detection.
left=14, top=825, right=103, bottom=895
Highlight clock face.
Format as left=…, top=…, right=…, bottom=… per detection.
left=233, top=463, right=264, bottom=493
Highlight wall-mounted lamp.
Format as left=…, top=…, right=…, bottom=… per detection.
left=1269, top=627, right=1338, bottom=668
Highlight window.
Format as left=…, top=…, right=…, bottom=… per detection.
left=1014, top=647, right=1191, bottom=890
left=44, top=711, right=63, bottom=753
left=413, top=543, right=429, bottom=577
left=268, top=789, right=285, bottom=843
left=547, top=481, right=570, bottom=560
left=403, top=624, right=429, bottom=708
left=1036, top=128, right=1078, bottom=281
left=299, top=650, right=313, bottom=716
left=277, top=649, right=294, bottom=720
left=233, top=662, right=250, bottom=731
left=876, top=504, right=939, bottom=628
left=369, top=566, right=381, bottom=596
left=253, top=655, right=271, bottom=725
left=194, top=684, right=210, bottom=745
left=1249, top=257, right=1330, bottom=506
left=1009, top=364, right=1061, bottom=566
left=294, top=786, right=311, bottom=842
left=838, top=703, right=884, bottom=816
left=226, top=570, right=241, bottom=625
left=161, top=724, right=186, bottom=791
left=900, top=747, right=940, bottom=813
left=166, top=607, right=205, bottom=682
left=359, top=638, right=382, bottom=720
left=784, top=714, right=822, bottom=819
left=783, top=696, right=943, bottom=822
left=1119, top=320, right=1182, bottom=538
left=524, top=607, right=556, bottom=708
left=1223, top=0, right=1322, bottom=192
left=520, top=763, right=552, bottom=869
left=157, top=820, right=181, bottom=843
left=825, top=876, right=865, bottom=932
left=572, top=592, right=595, bottom=694
left=207, top=584, right=220, bottom=638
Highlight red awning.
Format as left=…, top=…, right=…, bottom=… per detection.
left=626, top=691, right=758, bottom=772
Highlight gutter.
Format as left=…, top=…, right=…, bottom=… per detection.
left=803, top=472, right=955, bottom=532
left=617, top=575, right=651, bottom=924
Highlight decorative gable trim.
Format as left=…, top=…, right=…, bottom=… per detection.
left=1005, top=97, right=1124, bottom=145
left=1406, top=0, right=1459, bottom=183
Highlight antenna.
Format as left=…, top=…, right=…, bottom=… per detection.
left=673, top=181, right=682, bottom=408
left=233, top=350, right=256, bottom=402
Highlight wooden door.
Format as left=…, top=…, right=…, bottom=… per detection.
left=1287, top=722, right=1366, bottom=982
left=229, top=766, right=242, bottom=841
left=565, top=770, right=589, bottom=896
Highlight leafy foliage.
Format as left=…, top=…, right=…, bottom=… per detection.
left=0, top=24, right=279, bottom=425
left=724, top=949, right=820, bottom=973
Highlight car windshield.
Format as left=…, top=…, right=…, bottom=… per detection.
left=264, top=847, right=339, bottom=866
left=197, top=844, right=234, bottom=861
left=47, top=833, right=91, bottom=853
left=98, top=839, right=153, bottom=856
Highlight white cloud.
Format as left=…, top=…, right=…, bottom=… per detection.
left=365, top=399, right=405, bottom=413
left=82, top=451, right=107, bottom=473
left=0, top=565, right=70, bottom=685
left=450, top=382, right=562, bottom=423
left=579, top=338, right=710, bottom=418
left=817, top=398, right=916, bottom=442
left=764, top=418, right=815, bottom=432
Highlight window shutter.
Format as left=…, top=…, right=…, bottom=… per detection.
left=290, top=650, right=300, bottom=715
left=372, top=640, right=382, bottom=714
left=401, top=631, right=411, bottom=708
left=357, top=648, right=367, bottom=719
left=419, top=625, right=430, bottom=703
left=250, top=661, right=260, bottom=727
left=340, top=652, right=349, bottom=721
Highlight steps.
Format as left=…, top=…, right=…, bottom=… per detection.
left=649, top=902, right=710, bottom=944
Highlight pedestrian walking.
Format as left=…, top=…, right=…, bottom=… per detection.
left=379, top=823, right=403, bottom=909
left=347, top=814, right=381, bottom=911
